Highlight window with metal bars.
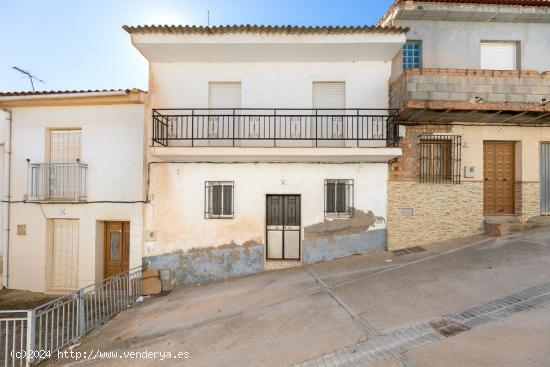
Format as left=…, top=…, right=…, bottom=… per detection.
left=205, top=181, right=234, bottom=218
left=324, top=179, right=354, bottom=218
left=419, top=135, right=461, bottom=183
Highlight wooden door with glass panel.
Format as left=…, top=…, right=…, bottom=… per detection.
left=104, top=222, right=130, bottom=278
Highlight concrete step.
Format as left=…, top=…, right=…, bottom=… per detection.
left=484, top=215, right=521, bottom=224
left=484, top=220, right=548, bottom=237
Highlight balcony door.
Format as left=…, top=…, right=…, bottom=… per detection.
left=313, top=82, right=346, bottom=147
left=48, top=129, right=81, bottom=199
left=104, top=222, right=130, bottom=278
left=208, top=82, right=241, bottom=146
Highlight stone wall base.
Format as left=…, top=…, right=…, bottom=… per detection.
left=388, top=180, right=541, bottom=250
left=388, top=181, right=485, bottom=250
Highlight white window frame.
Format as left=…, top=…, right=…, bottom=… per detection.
left=480, top=41, right=520, bottom=71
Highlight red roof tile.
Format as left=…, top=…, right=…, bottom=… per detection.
left=0, top=89, right=144, bottom=97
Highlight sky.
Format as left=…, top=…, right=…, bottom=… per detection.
left=0, top=0, right=394, bottom=92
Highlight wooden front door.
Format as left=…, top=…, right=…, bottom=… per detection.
left=104, top=222, right=130, bottom=278
left=484, top=142, right=515, bottom=214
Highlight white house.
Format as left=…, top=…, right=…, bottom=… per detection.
left=125, top=25, right=407, bottom=285
left=0, top=89, right=146, bottom=292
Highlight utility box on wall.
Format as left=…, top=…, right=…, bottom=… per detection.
left=464, top=166, right=475, bottom=178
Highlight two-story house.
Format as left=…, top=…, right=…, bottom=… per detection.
left=0, top=89, right=146, bottom=292
left=379, top=0, right=550, bottom=249
left=124, top=25, right=407, bottom=285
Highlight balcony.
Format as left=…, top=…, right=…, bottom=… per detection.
left=152, top=108, right=400, bottom=148
left=27, top=161, right=88, bottom=202
left=390, top=69, right=550, bottom=124
left=150, top=109, right=402, bottom=162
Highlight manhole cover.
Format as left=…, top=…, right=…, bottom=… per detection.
left=429, top=319, right=470, bottom=337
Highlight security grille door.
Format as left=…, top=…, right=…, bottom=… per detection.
left=541, top=144, right=550, bottom=215
left=480, top=42, right=517, bottom=71
left=51, top=219, right=79, bottom=291
left=104, top=222, right=130, bottom=278
left=266, top=195, right=301, bottom=260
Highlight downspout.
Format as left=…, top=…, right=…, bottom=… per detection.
left=0, top=106, right=11, bottom=288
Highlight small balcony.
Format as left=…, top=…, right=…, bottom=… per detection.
left=390, top=69, right=550, bottom=124
left=152, top=108, right=400, bottom=148
left=27, top=161, right=88, bottom=202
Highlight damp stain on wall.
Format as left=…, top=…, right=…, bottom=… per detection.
left=303, top=210, right=386, bottom=264
left=144, top=239, right=265, bottom=286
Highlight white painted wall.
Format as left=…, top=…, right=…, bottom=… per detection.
left=6, top=104, right=145, bottom=292
left=10, top=105, right=144, bottom=201
left=144, top=162, right=388, bottom=256
left=396, top=20, right=550, bottom=72
left=149, top=61, right=392, bottom=109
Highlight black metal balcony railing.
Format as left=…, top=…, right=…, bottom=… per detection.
left=152, top=109, right=400, bottom=147
left=27, top=161, right=88, bottom=201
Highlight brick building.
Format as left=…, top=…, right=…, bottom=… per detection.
left=379, top=0, right=550, bottom=248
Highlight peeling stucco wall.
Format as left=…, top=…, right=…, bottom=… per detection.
left=303, top=210, right=386, bottom=264
left=144, top=240, right=264, bottom=286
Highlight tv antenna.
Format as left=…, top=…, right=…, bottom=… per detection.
left=12, top=66, right=46, bottom=91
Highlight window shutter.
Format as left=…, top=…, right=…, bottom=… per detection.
left=212, top=185, right=222, bottom=215
left=336, top=182, right=346, bottom=213
left=209, top=82, right=241, bottom=109
left=313, top=82, right=345, bottom=109
left=223, top=185, right=232, bottom=215
left=326, top=182, right=336, bottom=213
left=480, top=42, right=517, bottom=71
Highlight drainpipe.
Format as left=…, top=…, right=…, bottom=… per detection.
left=0, top=106, right=11, bottom=288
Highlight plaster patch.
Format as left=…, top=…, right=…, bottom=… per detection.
left=303, top=210, right=386, bottom=264
left=144, top=239, right=264, bottom=286
left=304, top=210, right=385, bottom=245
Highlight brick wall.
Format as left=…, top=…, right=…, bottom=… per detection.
left=389, top=124, right=452, bottom=181
left=390, top=69, right=550, bottom=109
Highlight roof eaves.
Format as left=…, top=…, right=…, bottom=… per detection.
left=377, top=0, right=550, bottom=26
left=122, top=24, right=409, bottom=35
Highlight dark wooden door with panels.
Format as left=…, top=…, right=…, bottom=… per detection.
left=266, top=195, right=301, bottom=260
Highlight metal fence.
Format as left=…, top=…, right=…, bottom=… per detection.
left=27, top=161, right=88, bottom=202
left=152, top=108, right=400, bottom=147
left=0, top=266, right=143, bottom=366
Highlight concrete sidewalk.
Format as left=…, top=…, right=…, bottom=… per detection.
left=52, top=229, right=550, bottom=366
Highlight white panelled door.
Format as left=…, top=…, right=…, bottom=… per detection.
left=480, top=42, right=517, bottom=71
left=51, top=219, right=79, bottom=291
